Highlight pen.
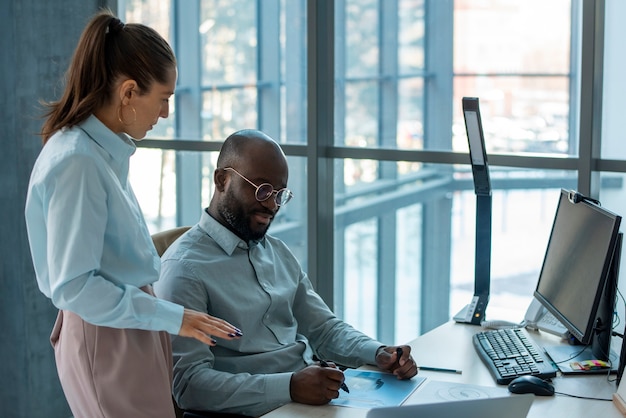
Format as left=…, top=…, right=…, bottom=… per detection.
left=319, top=360, right=350, bottom=393
left=419, top=366, right=463, bottom=374
left=397, top=347, right=462, bottom=374
left=396, top=347, right=403, bottom=362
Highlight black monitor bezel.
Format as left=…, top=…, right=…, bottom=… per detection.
left=533, top=189, right=621, bottom=345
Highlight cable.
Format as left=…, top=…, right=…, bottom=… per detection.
left=553, top=344, right=589, bottom=365
left=554, top=392, right=612, bottom=401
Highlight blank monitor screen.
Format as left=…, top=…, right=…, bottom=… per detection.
left=534, top=189, right=621, bottom=344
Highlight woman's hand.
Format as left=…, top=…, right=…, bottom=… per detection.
left=178, top=308, right=242, bottom=346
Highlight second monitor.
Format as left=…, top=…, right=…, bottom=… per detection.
left=534, top=189, right=622, bottom=374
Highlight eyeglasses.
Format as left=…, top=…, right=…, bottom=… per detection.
left=223, top=167, right=294, bottom=207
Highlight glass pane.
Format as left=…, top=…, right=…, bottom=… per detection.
left=398, top=0, right=425, bottom=75
left=337, top=156, right=581, bottom=342
left=342, top=82, right=379, bottom=147
left=281, top=0, right=308, bottom=144
left=269, top=156, right=308, bottom=269
left=202, top=89, right=258, bottom=139
left=123, top=0, right=176, bottom=139
left=397, top=0, right=425, bottom=153
left=343, top=219, right=378, bottom=338
left=454, top=0, right=571, bottom=74
left=336, top=0, right=420, bottom=150
left=345, top=0, right=379, bottom=78
left=130, top=148, right=178, bottom=233
left=395, top=204, right=422, bottom=341
left=196, top=0, right=307, bottom=144
left=454, top=0, right=574, bottom=157
left=602, top=1, right=626, bottom=159
left=450, top=186, right=565, bottom=323
left=200, top=0, right=257, bottom=86
left=453, top=76, right=571, bottom=155
left=398, top=78, right=424, bottom=150
left=337, top=158, right=448, bottom=343
left=124, top=0, right=172, bottom=40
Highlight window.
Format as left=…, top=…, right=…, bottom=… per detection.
left=124, top=0, right=626, bottom=345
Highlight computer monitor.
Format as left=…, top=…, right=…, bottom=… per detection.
left=534, top=189, right=622, bottom=374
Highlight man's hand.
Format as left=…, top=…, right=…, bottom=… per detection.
left=290, top=364, right=345, bottom=405
left=375, top=345, right=418, bottom=379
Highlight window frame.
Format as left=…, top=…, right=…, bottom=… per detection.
left=134, top=0, right=626, bottom=340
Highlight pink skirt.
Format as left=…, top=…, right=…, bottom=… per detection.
left=50, top=287, right=176, bottom=418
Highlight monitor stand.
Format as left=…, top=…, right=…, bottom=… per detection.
left=545, top=232, right=623, bottom=376
left=543, top=344, right=619, bottom=375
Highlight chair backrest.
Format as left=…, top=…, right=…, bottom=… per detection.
left=152, top=226, right=191, bottom=257
left=153, top=226, right=252, bottom=418
left=151, top=226, right=191, bottom=418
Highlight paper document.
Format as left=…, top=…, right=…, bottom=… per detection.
left=405, top=379, right=510, bottom=405
left=331, top=369, right=426, bottom=409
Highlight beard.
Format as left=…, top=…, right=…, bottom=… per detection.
left=217, top=187, right=272, bottom=242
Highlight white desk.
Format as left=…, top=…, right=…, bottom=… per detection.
left=263, top=321, right=623, bottom=417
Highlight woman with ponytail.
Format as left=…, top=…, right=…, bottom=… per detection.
left=25, top=10, right=241, bottom=417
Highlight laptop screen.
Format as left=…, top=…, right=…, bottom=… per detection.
left=366, top=394, right=533, bottom=418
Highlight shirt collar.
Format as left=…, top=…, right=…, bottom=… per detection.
left=78, top=115, right=137, bottom=163
left=198, top=209, right=266, bottom=255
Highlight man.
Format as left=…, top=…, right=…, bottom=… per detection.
left=154, top=129, right=418, bottom=417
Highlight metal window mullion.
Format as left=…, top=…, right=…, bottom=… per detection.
left=307, top=0, right=335, bottom=306
left=420, top=0, right=454, bottom=332
left=257, top=0, right=281, bottom=137
left=577, top=0, right=604, bottom=198
left=424, top=0, right=453, bottom=150
left=333, top=0, right=347, bottom=316
left=376, top=0, right=400, bottom=343
left=174, top=0, right=203, bottom=226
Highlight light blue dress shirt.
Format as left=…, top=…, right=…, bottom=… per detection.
left=25, top=115, right=183, bottom=334
left=154, top=210, right=383, bottom=417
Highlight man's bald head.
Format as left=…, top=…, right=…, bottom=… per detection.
left=208, top=129, right=290, bottom=242
left=217, top=129, right=287, bottom=171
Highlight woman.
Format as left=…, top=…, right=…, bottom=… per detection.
left=24, top=10, right=241, bottom=418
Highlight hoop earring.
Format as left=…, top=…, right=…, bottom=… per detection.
left=117, top=104, right=137, bottom=126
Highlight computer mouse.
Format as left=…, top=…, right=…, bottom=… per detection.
left=508, top=375, right=555, bottom=396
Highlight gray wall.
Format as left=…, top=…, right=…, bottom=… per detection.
left=1, top=2, right=115, bottom=416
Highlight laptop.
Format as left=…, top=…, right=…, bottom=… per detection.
left=365, top=394, right=534, bottom=418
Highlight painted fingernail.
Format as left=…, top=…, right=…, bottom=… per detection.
left=235, top=331, right=243, bottom=337
left=211, top=338, right=217, bottom=344
left=228, top=333, right=236, bottom=338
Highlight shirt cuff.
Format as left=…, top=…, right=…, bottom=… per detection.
left=264, top=372, right=294, bottom=407
left=153, top=298, right=185, bottom=335
left=362, top=340, right=386, bottom=365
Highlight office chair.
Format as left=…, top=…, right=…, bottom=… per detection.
left=152, top=226, right=191, bottom=257
left=151, top=227, right=252, bottom=418
left=152, top=226, right=191, bottom=418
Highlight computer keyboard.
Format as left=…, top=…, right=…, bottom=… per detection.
left=473, top=327, right=558, bottom=384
